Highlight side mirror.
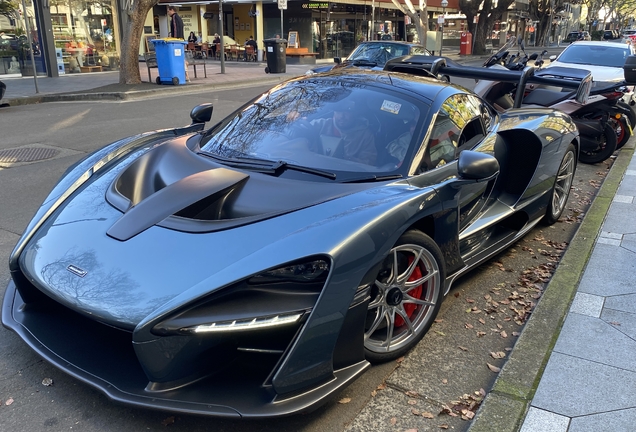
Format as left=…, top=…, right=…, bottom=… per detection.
left=457, top=150, right=499, bottom=182
left=190, top=103, right=213, bottom=124
left=549, top=55, right=557, bottom=61
left=334, top=57, right=341, bottom=64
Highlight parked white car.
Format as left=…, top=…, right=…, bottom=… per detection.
left=548, top=41, right=636, bottom=105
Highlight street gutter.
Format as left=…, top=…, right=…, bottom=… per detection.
left=468, top=140, right=636, bottom=432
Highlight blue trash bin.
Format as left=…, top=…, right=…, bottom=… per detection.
left=150, top=39, right=187, bottom=85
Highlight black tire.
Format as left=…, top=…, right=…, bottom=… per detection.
left=578, top=124, right=617, bottom=164
left=172, top=77, right=179, bottom=85
left=543, top=143, right=576, bottom=225
left=155, top=77, right=161, bottom=85
left=364, top=231, right=445, bottom=363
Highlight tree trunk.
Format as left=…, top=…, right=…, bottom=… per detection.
left=119, top=0, right=158, bottom=84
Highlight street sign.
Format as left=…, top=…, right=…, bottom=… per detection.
left=438, top=15, right=445, bottom=24
left=278, top=0, right=287, bottom=10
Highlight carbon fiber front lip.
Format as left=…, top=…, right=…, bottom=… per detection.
left=2, top=280, right=370, bottom=418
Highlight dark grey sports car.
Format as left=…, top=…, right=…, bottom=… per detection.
left=3, top=68, right=579, bottom=418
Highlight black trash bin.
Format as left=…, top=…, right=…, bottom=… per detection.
left=263, top=38, right=287, bottom=73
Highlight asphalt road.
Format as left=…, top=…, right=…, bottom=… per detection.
left=0, top=84, right=610, bottom=431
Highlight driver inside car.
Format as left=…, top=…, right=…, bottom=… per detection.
left=288, top=101, right=377, bottom=166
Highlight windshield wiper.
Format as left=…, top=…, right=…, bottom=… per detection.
left=272, top=161, right=337, bottom=179
left=341, top=174, right=403, bottom=183
left=199, top=151, right=336, bottom=179
left=199, top=151, right=275, bottom=166
left=352, top=59, right=378, bottom=66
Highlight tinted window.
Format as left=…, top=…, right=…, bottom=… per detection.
left=200, top=80, right=426, bottom=177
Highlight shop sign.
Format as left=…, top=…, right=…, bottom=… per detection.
left=302, top=2, right=329, bottom=8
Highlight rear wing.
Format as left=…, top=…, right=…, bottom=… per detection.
left=384, top=55, right=593, bottom=107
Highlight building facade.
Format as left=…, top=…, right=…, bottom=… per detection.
left=0, top=0, right=458, bottom=79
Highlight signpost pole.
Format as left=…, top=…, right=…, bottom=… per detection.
left=278, top=0, right=287, bottom=38
left=219, top=0, right=225, bottom=74
left=20, top=0, right=39, bottom=93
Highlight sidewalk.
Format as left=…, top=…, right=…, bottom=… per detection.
left=519, top=144, right=636, bottom=431
left=469, top=141, right=636, bottom=432
left=0, top=59, right=318, bottom=105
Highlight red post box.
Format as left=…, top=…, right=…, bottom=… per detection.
left=460, top=32, right=472, bottom=55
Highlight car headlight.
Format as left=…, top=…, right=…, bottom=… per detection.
left=185, top=312, right=304, bottom=334
left=152, top=257, right=331, bottom=336
left=249, top=259, right=329, bottom=284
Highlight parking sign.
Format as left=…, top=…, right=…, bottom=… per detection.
left=278, top=0, right=287, bottom=9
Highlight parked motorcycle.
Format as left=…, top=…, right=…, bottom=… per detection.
left=474, top=41, right=627, bottom=164
left=530, top=48, right=635, bottom=150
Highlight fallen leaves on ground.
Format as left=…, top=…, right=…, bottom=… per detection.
left=487, top=363, right=501, bottom=373
left=42, top=377, right=53, bottom=386
left=5, top=398, right=14, bottom=406
left=338, top=397, right=351, bottom=404
left=441, top=389, right=485, bottom=421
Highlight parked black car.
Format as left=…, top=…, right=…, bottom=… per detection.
left=306, top=41, right=431, bottom=75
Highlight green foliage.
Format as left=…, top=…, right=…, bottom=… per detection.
left=0, top=0, right=19, bottom=17
left=591, top=30, right=604, bottom=41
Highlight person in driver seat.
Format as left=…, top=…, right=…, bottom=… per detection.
left=309, top=101, right=377, bottom=165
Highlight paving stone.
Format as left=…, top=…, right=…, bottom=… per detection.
left=602, top=202, right=636, bottom=233
left=622, top=233, right=636, bottom=254
left=597, top=237, right=621, bottom=246
left=578, top=243, right=636, bottom=296
left=553, top=313, right=636, bottom=372
left=604, top=293, right=636, bottom=314
left=613, top=194, right=634, bottom=203
left=520, top=407, right=569, bottom=432
left=601, top=308, right=636, bottom=340
left=532, top=353, right=636, bottom=417
left=600, top=231, right=623, bottom=240
left=569, top=408, right=636, bottom=431
left=569, top=292, right=604, bottom=317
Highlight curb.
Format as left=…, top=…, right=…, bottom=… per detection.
left=467, top=142, right=635, bottom=432
left=3, top=75, right=293, bottom=106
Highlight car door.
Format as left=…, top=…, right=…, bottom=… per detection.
left=414, top=94, right=493, bottom=232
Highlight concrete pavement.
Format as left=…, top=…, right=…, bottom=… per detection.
left=4, top=45, right=631, bottom=432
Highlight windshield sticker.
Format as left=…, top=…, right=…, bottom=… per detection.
left=381, top=100, right=402, bottom=115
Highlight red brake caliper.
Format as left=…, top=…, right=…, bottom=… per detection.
left=394, top=256, right=423, bottom=327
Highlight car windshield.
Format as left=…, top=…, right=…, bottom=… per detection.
left=347, top=43, right=426, bottom=65
left=199, top=80, right=427, bottom=178
left=558, top=44, right=631, bottom=68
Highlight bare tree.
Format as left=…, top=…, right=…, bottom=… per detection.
left=391, top=0, right=428, bottom=46
left=459, top=0, right=515, bottom=55
left=119, top=0, right=159, bottom=84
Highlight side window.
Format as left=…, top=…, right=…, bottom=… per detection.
left=421, top=94, right=484, bottom=171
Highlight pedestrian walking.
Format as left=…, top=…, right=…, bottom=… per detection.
left=168, top=6, right=184, bottom=40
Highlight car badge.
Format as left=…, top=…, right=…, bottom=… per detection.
left=67, top=264, right=88, bottom=278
